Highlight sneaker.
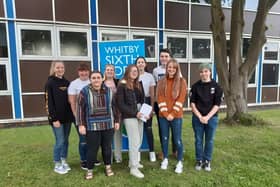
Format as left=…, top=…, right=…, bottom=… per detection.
left=149, top=152, right=156, bottom=162
left=81, top=161, right=87, bottom=170
left=115, top=158, right=122, bottom=163
left=138, top=163, right=144, bottom=169
left=94, top=160, right=101, bottom=166
left=130, top=168, right=144, bottom=178
left=204, top=160, right=211, bottom=172
left=160, top=158, right=168, bottom=170
left=62, top=162, right=71, bottom=171
left=54, top=164, right=68, bottom=174
left=174, top=161, right=183, bottom=174
left=195, top=160, right=203, bottom=171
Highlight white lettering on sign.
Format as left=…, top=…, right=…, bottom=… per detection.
left=104, top=45, right=140, bottom=54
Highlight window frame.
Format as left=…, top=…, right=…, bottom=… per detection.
left=262, top=40, right=280, bottom=87
left=99, top=28, right=129, bottom=42
left=0, top=60, right=11, bottom=95
left=130, top=30, right=158, bottom=62
left=164, top=32, right=188, bottom=62
left=57, top=26, right=91, bottom=61
left=190, top=35, right=212, bottom=62
left=17, top=23, right=55, bottom=60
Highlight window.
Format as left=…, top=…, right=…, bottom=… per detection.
left=101, top=33, right=127, bottom=41
left=59, top=31, right=88, bottom=56
left=0, top=23, right=8, bottom=58
left=242, top=38, right=251, bottom=58
left=264, top=42, right=279, bottom=61
left=192, top=38, right=211, bottom=59
left=0, top=64, right=7, bottom=91
left=133, top=34, right=156, bottom=58
left=166, top=36, right=187, bottom=58
left=21, top=29, right=52, bottom=56
left=262, top=64, right=279, bottom=85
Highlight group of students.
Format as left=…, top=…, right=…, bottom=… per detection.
left=44, top=48, right=223, bottom=180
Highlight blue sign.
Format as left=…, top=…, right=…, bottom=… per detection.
left=99, top=39, right=145, bottom=79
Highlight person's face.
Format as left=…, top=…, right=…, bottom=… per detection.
left=199, top=68, right=211, bottom=82
left=78, top=70, right=90, bottom=81
left=54, top=63, right=65, bottom=78
left=129, top=67, right=139, bottom=80
left=159, top=52, right=170, bottom=66
left=105, top=66, right=115, bottom=79
left=90, top=73, right=103, bottom=88
left=167, top=62, right=177, bottom=78
left=136, top=58, right=146, bottom=71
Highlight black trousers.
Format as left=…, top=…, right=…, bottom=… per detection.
left=154, top=102, right=177, bottom=153
left=86, top=129, right=114, bottom=170
left=144, top=97, right=154, bottom=151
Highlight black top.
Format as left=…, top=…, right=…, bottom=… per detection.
left=45, top=76, right=74, bottom=124
left=116, top=81, right=144, bottom=119
left=190, top=79, right=223, bottom=116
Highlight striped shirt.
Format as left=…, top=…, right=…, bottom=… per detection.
left=77, top=84, right=114, bottom=131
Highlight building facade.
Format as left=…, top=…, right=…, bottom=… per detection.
left=1, top=0, right=280, bottom=121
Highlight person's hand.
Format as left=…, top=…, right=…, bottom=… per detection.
left=199, top=116, right=209, bottom=124
left=136, top=112, right=143, bottom=119
left=79, top=126, right=86, bottom=135
left=114, top=123, right=120, bottom=130
left=167, top=114, right=174, bottom=121
left=53, top=120, right=61, bottom=128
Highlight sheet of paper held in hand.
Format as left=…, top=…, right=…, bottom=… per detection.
left=139, top=103, right=153, bottom=122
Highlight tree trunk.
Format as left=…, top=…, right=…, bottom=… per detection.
left=211, top=0, right=277, bottom=123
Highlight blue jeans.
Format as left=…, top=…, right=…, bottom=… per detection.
left=192, top=115, right=218, bottom=161
left=51, top=123, right=71, bottom=162
left=75, top=125, right=87, bottom=161
left=159, top=117, right=183, bottom=161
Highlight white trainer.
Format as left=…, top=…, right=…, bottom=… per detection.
left=204, top=160, right=211, bottom=172
left=62, top=162, right=71, bottom=171
left=54, top=164, right=68, bottom=174
left=160, top=158, right=168, bottom=170
left=130, top=168, right=144, bottom=178
left=174, top=161, right=183, bottom=174
left=149, top=152, right=156, bottom=162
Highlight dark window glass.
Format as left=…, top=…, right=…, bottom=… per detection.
left=0, top=65, right=7, bottom=90
left=264, top=42, right=278, bottom=61
left=262, top=64, right=279, bottom=85
left=101, top=33, right=126, bottom=41
left=0, top=23, right=8, bottom=57
left=243, top=38, right=251, bottom=58
left=21, top=30, right=52, bottom=56
left=226, top=39, right=230, bottom=57
left=249, top=70, right=255, bottom=84
left=167, top=37, right=187, bottom=58
left=192, top=38, right=211, bottom=58
left=60, top=31, right=88, bottom=56
left=133, top=35, right=155, bottom=58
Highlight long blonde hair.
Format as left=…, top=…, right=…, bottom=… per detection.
left=103, top=64, right=115, bottom=81
left=49, top=61, right=64, bottom=76
left=157, top=59, right=183, bottom=99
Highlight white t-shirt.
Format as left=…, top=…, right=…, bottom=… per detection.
left=139, top=72, right=156, bottom=97
left=153, top=65, right=166, bottom=83
left=68, top=78, right=90, bottom=96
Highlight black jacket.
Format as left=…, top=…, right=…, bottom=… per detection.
left=44, top=76, right=74, bottom=124
left=190, top=79, right=223, bottom=116
left=116, top=80, right=144, bottom=119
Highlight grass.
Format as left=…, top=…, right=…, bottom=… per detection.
left=0, top=109, right=280, bottom=187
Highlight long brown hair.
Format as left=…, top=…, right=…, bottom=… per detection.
left=157, top=58, right=183, bottom=99
left=121, top=64, right=142, bottom=90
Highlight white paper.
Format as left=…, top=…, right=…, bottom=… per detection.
left=139, top=103, right=153, bottom=122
